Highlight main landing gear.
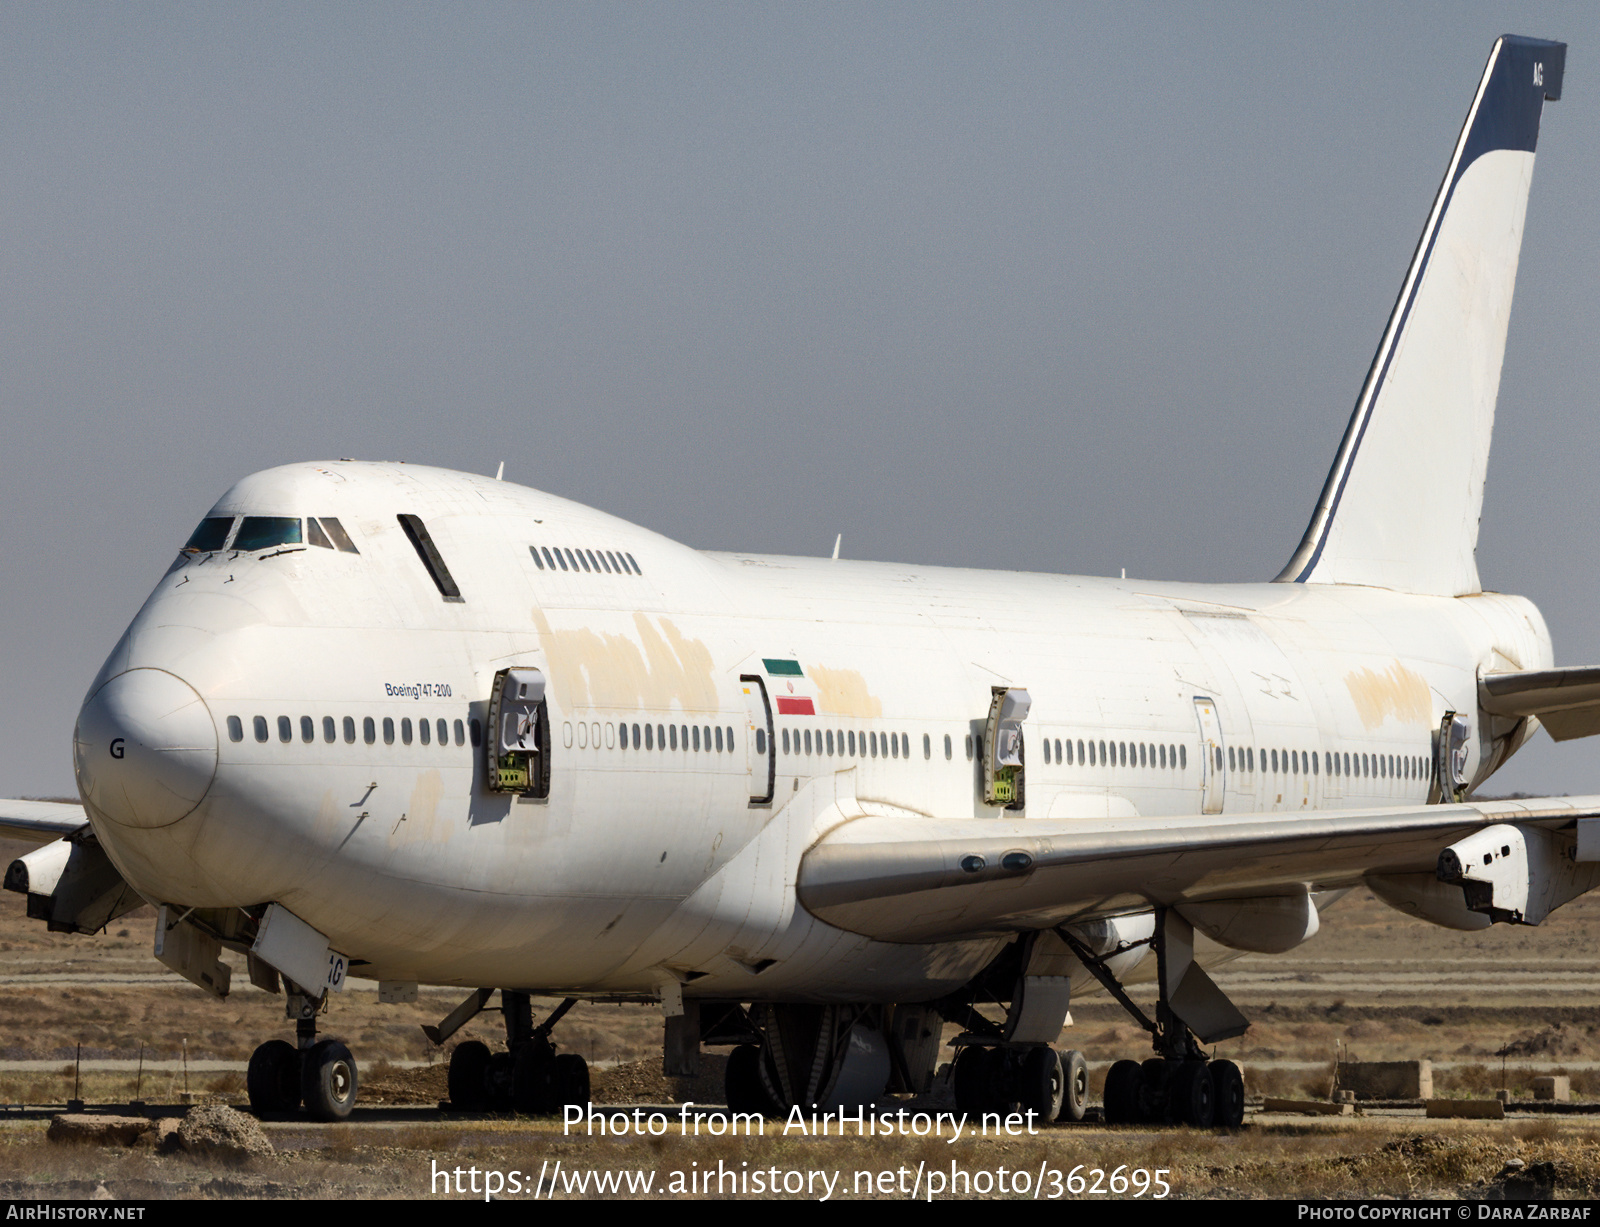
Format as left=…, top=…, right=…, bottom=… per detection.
left=247, top=985, right=359, bottom=1121
left=442, top=991, right=590, bottom=1115
left=1058, top=908, right=1249, bottom=1128
left=951, top=1043, right=1090, bottom=1123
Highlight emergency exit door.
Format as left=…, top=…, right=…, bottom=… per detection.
left=1193, top=695, right=1226, bottom=815
left=741, top=675, right=774, bottom=806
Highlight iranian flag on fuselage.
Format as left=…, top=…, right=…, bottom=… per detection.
left=764, top=658, right=817, bottom=715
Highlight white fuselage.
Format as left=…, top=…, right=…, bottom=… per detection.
left=74, top=461, right=1551, bottom=1003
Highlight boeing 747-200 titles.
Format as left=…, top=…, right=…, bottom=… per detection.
left=4, top=35, right=1596, bottom=1127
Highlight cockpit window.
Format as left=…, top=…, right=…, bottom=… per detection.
left=183, top=517, right=234, bottom=553
left=318, top=517, right=359, bottom=554
left=233, top=517, right=303, bottom=551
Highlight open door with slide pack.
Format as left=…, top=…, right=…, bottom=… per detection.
left=486, top=668, right=551, bottom=799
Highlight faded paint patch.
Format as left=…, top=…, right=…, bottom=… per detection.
left=390, top=769, right=448, bottom=849
left=810, top=665, right=884, bottom=719
left=530, top=609, right=719, bottom=712
left=1345, top=662, right=1432, bottom=730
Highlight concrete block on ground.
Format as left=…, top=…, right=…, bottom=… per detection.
left=1261, top=1097, right=1353, bottom=1116
left=1336, top=1059, right=1432, bottom=1100
left=46, top=1115, right=155, bottom=1146
left=1425, top=1098, right=1505, bottom=1119
left=1532, top=1076, right=1570, bottom=1102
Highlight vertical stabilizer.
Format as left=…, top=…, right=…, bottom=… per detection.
left=1277, top=36, right=1564, bottom=595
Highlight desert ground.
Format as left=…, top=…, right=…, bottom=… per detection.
left=3, top=832, right=1600, bottom=1200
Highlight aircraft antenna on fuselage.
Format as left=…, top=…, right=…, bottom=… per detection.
left=831, top=534, right=841, bottom=560
left=1276, top=35, right=1564, bottom=598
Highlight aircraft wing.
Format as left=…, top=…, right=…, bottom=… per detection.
left=1482, top=667, right=1600, bottom=741
left=0, top=799, right=89, bottom=847
left=797, top=795, right=1600, bottom=943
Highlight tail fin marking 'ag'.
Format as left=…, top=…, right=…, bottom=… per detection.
left=1277, top=35, right=1565, bottom=596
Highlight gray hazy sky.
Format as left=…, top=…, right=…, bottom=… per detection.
left=4, top=3, right=1598, bottom=797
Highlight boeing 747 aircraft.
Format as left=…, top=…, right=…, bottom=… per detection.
left=4, top=35, right=1596, bottom=1127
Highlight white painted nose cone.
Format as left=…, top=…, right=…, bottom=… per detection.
left=75, top=669, right=217, bottom=829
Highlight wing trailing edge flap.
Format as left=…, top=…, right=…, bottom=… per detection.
left=796, top=795, right=1600, bottom=944
left=1481, top=667, right=1600, bottom=740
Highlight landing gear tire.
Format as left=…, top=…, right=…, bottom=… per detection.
left=1056, top=1049, right=1089, bottom=1123
left=1018, top=1047, right=1063, bottom=1122
left=246, top=1040, right=301, bottom=1113
left=512, top=1042, right=555, bottom=1115
left=301, top=1040, right=358, bottom=1122
left=951, top=1046, right=988, bottom=1115
left=1102, top=1059, right=1142, bottom=1124
left=447, top=1040, right=492, bottom=1111
left=1139, top=1057, right=1171, bottom=1123
left=1210, top=1059, right=1245, bottom=1128
left=553, top=1053, right=590, bottom=1111
left=1169, top=1060, right=1215, bottom=1128
left=726, top=1044, right=776, bottom=1116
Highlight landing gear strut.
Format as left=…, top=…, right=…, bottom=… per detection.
left=247, top=985, right=359, bottom=1121
left=1059, top=908, right=1248, bottom=1128
left=445, top=992, right=589, bottom=1115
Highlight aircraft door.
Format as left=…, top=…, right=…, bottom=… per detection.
left=741, top=675, right=775, bottom=806
left=1193, top=696, right=1226, bottom=815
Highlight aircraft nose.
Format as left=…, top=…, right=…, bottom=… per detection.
left=74, top=669, right=218, bottom=829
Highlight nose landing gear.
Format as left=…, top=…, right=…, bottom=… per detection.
left=246, top=986, right=360, bottom=1121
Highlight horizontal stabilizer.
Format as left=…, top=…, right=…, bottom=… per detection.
left=797, top=795, right=1600, bottom=944
left=1481, top=666, right=1600, bottom=740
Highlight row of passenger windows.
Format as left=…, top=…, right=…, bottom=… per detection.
left=783, top=727, right=917, bottom=760
left=1217, top=745, right=1430, bottom=781
left=226, top=714, right=480, bottom=748
left=184, top=516, right=358, bottom=555
left=531, top=545, right=643, bottom=577
left=569, top=720, right=737, bottom=753
left=1042, top=737, right=1188, bottom=771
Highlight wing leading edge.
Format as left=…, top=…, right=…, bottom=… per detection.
left=0, top=799, right=89, bottom=847
left=796, top=795, right=1600, bottom=943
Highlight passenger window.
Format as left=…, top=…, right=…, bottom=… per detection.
left=626, top=553, right=642, bottom=574
left=669, top=725, right=677, bottom=750
left=781, top=728, right=790, bottom=754
left=235, top=517, right=303, bottom=552
left=300, top=716, right=314, bottom=743
left=363, top=717, right=376, bottom=745
left=318, top=518, right=359, bottom=553
left=183, top=517, right=235, bottom=554
left=693, top=726, right=701, bottom=751
left=965, top=734, right=972, bottom=761
left=1044, top=739, right=1052, bottom=764
left=1077, top=739, right=1085, bottom=764
left=566, top=549, right=583, bottom=572
left=420, top=718, right=430, bottom=745
left=323, top=716, right=336, bottom=743
left=277, top=716, right=292, bottom=743
left=401, top=718, right=413, bottom=745
left=645, top=724, right=655, bottom=750
left=716, top=726, right=724, bottom=752
left=227, top=716, right=243, bottom=742
left=437, top=718, right=447, bottom=745
left=549, top=548, right=565, bottom=571
left=530, top=546, right=545, bottom=570
left=344, top=716, right=356, bottom=744
left=383, top=717, right=395, bottom=745
left=804, top=729, right=813, bottom=754
left=726, top=726, right=734, bottom=751
left=586, top=549, right=604, bottom=572
left=755, top=729, right=766, bottom=754
left=454, top=719, right=465, bottom=746
left=924, top=733, right=931, bottom=760
left=1179, top=745, right=1187, bottom=769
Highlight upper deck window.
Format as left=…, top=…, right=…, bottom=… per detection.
left=234, top=517, right=303, bottom=551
